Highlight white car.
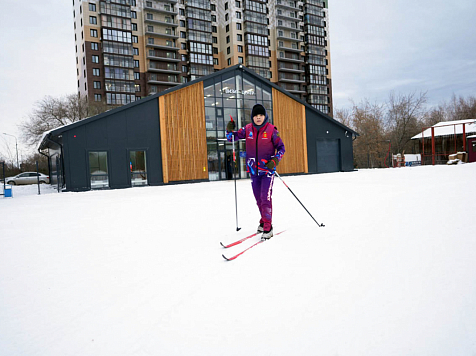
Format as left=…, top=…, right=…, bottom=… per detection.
left=5, top=172, right=50, bottom=185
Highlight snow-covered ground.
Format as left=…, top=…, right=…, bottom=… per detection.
left=1, top=164, right=475, bottom=356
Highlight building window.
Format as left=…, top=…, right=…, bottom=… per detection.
left=181, top=54, right=187, bottom=61
left=213, top=47, right=218, bottom=54
left=91, top=42, right=98, bottom=50
left=226, top=24, right=229, bottom=32
left=89, top=3, right=96, bottom=11
left=181, top=43, right=186, bottom=49
left=225, top=2, right=228, bottom=10
left=180, top=20, right=185, bottom=27
left=212, top=37, right=217, bottom=44
left=148, top=38, right=154, bottom=44
left=212, top=26, right=217, bottom=33
left=130, top=151, right=148, bottom=186
left=211, top=15, right=216, bottom=22
left=89, top=16, right=97, bottom=25
left=237, top=34, right=242, bottom=41
left=146, top=1, right=152, bottom=6
left=213, top=58, right=218, bottom=65
left=179, top=8, right=185, bottom=16
left=147, top=25, right=154, bottom=32
left=90, top=29, right=98, bottom=37
left=238, top=56, right=243, bottom=64
left=181, top=31, right=186, bottom=39
left=147, top=13, right=153, bottom=20
left=227, top=47, right=230, bottom=54
left=89, top=152, right=109, bottom=189
left=235, top=1, right=241, bottom=8
left=132, top=23, right=138, bottom=31
left=226, top=36, right=230, bottom=43
left=227, top=58, right=231, bottom=65
left=131, top=11, right=137, bottom=19
left=135, top=84, right=141, bottom=92
left=93, top=68, right=100, bottom=76
left=237, top=45, right=243, bottom=52
left=236, top=11, right=241, bottom=19
left=211, top=4, right=216, bottom=11
left=134, top=60, right=139, bottom=68
left=94, top=93, right=102, bottom=101
left=93, top=81, right=101, bottom=89
left=225, top=13, right=229, bottom=21
left=132, top=35, right=138, bottom=43
left=134, top=72, right=140, bottom=80
left=133, top=47, right=139, bottom=55
left=237, top=23, right=242, bottom=30
left=92, top=55, right=99, bottom=63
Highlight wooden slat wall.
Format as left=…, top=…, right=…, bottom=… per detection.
left=159, top=82, right=208, bottom=183
left=272, top=88, right=308, bottom=174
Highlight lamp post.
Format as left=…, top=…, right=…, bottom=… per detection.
left=2, top=133, right=19, bottom=169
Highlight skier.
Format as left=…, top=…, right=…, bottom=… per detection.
left=226, top=103, right=285, bottom=239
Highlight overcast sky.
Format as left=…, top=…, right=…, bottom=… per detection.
left=0, top=0, right=475, bottom=157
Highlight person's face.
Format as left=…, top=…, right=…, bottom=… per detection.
left=253, top=114, right=266, bottom=126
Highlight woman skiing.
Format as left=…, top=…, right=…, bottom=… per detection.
left=226, top=103, right=285, bottom=239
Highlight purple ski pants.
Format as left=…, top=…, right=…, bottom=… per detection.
left=251, top=173, right=275, bottom=231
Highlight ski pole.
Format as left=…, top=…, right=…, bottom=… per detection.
left=230, top=115, right=241, bottom=231
left=275, top=171, right=325, bottom=227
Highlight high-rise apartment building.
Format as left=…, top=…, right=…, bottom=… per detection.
left=73, top=0, right=332, bottom=114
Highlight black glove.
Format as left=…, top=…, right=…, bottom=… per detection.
left=265, top=157, right=279, bottom=170
left=226, top=120, right=236, bottom=132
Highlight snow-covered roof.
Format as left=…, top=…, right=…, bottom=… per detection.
left=411, top=119, right=476, bottom=140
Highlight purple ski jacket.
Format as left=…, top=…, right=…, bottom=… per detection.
left=227, top=114, right=285, bottom=176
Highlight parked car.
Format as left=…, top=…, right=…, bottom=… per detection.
left=5, top=172, right=50, bottom=185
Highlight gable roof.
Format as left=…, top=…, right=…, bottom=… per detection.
left=411, top=119, right=476, bottom=140
left=39, top=65, right=357, bottom=149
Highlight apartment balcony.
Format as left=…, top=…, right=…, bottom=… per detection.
left=277, top=43, right=303, bottom=53
left=155, top=0, right=178, bottom=3
left=276, top=0, right=301, bottom=11
left=146, top=43, right=180, bottom=51
left=147, top=79, right=181, bottom=86
left=277, top=34, right=302, bottom=43
left=279, top=83, right=306, bottom=94
left=144, top=18, right=179, bottom=27
left=145, top=30, right=179, bottom=39
left=147, top=54, right=180, bottom=62
left=277, top=55, right=304, bottom=64
left=278, top=64, right=305, bottom=73
left=276, top=22, right=302, bottom=31
left=276, top=13, right=302, bottom=22
left=305, top=0, right=325, bottom=8
left=147, top=67, right=181, bottom=74
left=143, top=5, right=177, bottom=15
left=278, top=75, right=305, bottom=84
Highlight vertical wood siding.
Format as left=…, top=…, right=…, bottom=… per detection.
left=159, top=82, right=208, bottom=183
left=272, top=88, right=308, bottom=174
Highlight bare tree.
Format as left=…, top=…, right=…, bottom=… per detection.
left=19, top=94, right=109, bottom=148
left=385, top=91, right=427, bottom=155
left=334, top=107, right=354, bottom=129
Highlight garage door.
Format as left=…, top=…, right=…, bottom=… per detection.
left=316, top=139, right=341, bottom=173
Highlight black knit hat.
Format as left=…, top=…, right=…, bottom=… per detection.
left=251, top=104, right=266, bottom=118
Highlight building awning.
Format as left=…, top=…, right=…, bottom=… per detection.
left=411, top=119, right=476, bottom=140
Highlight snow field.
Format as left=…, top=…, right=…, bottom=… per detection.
left=1, top=163, right=475, bottom=355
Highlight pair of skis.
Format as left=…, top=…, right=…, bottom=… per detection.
left=221, top=230, right=285, bottom=261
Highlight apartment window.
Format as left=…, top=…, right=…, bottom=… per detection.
left=235, top=1, right=241, bottom=8
left=148, top=38, right=154, bottom=44
left=166, top=40, right=173, bottom=47
left=93, top=81, right=101, bottom=89
left=83, top=56, right=86, bottom=65
left=89, top=16, right=97, bottom=25
left=85, top=82, right=87, bottom=91
left=93, top=68, right=100, bottom=76
left=237, top=34, right=242, bottom=41
left=135, top=84, right=141, bottom=92
left=132, top=35, right=138, bottom=43
left=212, top=36, right=217, bottom=44
left=181, top=54, right=187, bottom=61
left=180, top=20, right=185, bottom=27
left=179, top=8, right=185, bottom=16
left=182, top=65, right=187, bottom=72
left=91, top=42, right=98, bottom=50
left=133, top=48, right=139, bottom=55
left=238, top=56, right=243, bottom=64
left=227, top=58, right=231, bottom=65
left=211, top=4, right=216, bottom=11
left=147, top=25, right=154, bottom=32
left=89, top=3, right=96, bottom=11
left=213, top=47, right=218, bottom=54
left=237, top=45, right=243, bottom=52
left=147, top=13, right=153, bottom=20
left=134, top=72, right=140, bottom=80
left=181, top=31, right=186, bottom=39
left=225, top=2, right=228, bottom=10
left=146, top=1, right=152, bottom=6
left=82, top=43, right=84, bottom=52
left=211, top=15, right=216, bottom=22
left=226, top=24, right=229, bottom=32
left=225, top=13, right=229, bottom=21
left=132, top=23, right=137, bottom=31
left=92, top=55, right=99, bottom=63
left=181, top=43, right=186, bottom=49
left=226, top=36, right=230, bottom=43
left=212, top=26, right=217, bottom=33
left=237, top=23, right=242, bottom=30
left=131, top=11, right=137, bottom=19
left=227, top=47, right=230, bottom=54
left=94, top=94, right=102, bottom=102
left=134, top=60, right=139, bottom=68
left=236, top=12, right=241, bottom=19
left=90, top=29, right=98, bottom=37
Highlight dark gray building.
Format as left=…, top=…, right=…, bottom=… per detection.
left=39, top=65, right=357, bottom=192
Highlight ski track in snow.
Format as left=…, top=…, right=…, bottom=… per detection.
left=1, top=164, right=476, bottom=355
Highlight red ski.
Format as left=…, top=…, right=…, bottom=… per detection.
left=220, top=231, right=260, bottom=248
left=222, top=230, right=286, bottom=261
